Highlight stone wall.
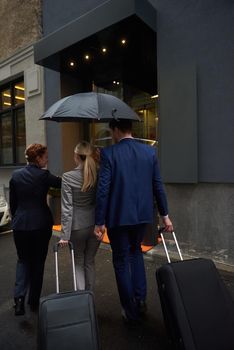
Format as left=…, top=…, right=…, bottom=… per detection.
left=165, top=183, right=234, bottom=266
left=0, top=0, right=42, bottom=61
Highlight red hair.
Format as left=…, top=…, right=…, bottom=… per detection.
left=25, top=143, right=47, bottom=163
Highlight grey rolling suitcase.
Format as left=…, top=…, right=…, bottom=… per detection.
left=156, top=231, right=234, bottom=350
left=38, top=242, right=100, bottom=350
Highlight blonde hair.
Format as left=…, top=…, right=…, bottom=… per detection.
left=74, top=141, right=97, bottom=192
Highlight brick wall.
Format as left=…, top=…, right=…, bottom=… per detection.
left=0, top=0, right=42, bottom=61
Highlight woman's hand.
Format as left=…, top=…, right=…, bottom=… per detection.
left=58, top=239, right=69, bottom=247
left=94, top=225, right=105, bottom=241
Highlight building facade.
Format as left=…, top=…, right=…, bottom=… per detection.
left=1, top=0, right=234, bottom=266
left=0, top=0, right=45, bottom=189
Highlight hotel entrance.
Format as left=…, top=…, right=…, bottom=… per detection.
left=89, top=85, right=159, bottom=150
left=57, top=13, right=158, bottom=164
left=34, top=0, right=159, bottom=245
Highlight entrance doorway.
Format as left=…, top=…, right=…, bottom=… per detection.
left=59, top=15, right=158, bottom=171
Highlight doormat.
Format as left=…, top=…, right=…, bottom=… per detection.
left=53, top=225, right=153, bottom=252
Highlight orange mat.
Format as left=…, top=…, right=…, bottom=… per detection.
left=53, top=225, right=154, bottom=252
left=102, top=230, right=154, bottom=252
left=53, top=225, right=62, bottom=232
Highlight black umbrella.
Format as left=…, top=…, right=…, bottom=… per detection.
left=40, top=92, right=140, bottom=122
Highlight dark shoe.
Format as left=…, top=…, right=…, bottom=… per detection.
left=14, top=297, right=25, bottom=316
left=137, top=300, right=147, bottom=316
left=121, top=309, right=141, bottom=328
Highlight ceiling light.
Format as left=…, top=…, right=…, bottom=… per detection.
left=85, top=55, right=90, bottom=60
left=3, top=102, right=11, bottom=106
left=102, top=48, right=107, bottom=53
left=121, top=39, right=126, bottom=45
left=3, top=93, right=11, bottom=97
left=151, top=94, right=159, bottom=99
left=69, top=61, right=76, bottom=67
left=15, top=85, right=25, bottom=91
left=15, top=96, right=25, bottom=101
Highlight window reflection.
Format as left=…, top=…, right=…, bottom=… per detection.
left=89, top=83, right=159, bottom=148
left=14, top=82, right=25, bottom=106
left=1, top=88, right=12, bottom=110
left=0, top=79, right=25, bottom=165
left=0, top=112, right=13, bottom=164
left=130, top=90, right=158, bottom=147
left=15, top=109, right=26, bottom=163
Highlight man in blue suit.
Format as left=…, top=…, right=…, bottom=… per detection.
left=94, top=119, right=173, bottom=323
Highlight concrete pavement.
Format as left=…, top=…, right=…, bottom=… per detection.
left=0, top=230, right=234, bottom=350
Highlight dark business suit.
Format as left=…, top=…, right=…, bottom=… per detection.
left=95, top=138, right=168, bottom=320
left=10, top=164, right=61, bottom=306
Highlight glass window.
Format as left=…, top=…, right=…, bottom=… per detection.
left=89, top=83, right=159, bottom=148
left=129, top=89, right=158, bottom=147
left=15, top=109, right=26, bottom=164
left=14, top=82, right=25, bottom=106
left=0, top=88, right=12, bottom=110
left=0, top=112, right=13, bottom=164
left=0, top=79, right=26, bottom=166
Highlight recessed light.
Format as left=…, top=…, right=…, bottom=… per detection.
left=121, top=39, right=126, bottom=45
left=102, top=47, right=107, bottom=53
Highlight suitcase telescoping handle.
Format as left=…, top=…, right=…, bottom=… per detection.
left=159, top=228, right=183, bottom=263
left=53, top=241, right=77, bottom=293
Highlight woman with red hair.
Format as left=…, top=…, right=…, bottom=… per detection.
left=10, top=143, right=61, bottom=316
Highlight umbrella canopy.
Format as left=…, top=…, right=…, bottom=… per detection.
left=40, top=92, right=140, bottom=122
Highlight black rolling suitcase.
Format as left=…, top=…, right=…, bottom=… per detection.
left=38, top=242, right=100, bottom=350
left=156, top=231, right=234, bottom=350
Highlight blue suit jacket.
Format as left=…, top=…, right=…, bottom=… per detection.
left=9, top=164, right=61, bottom=231
left=95, top=138, right=168, bottom=229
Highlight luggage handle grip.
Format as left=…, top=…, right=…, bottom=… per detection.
left=159, top=228, right=183, bottom=263
left=53, top=241, right=77, bottom=293
left=53, top=240, right=74, bottom=252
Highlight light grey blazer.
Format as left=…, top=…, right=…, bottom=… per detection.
left=60, top=165, right=96, bottom=240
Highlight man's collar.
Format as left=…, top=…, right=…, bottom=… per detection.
left=118, top=136, right=134, bottom=142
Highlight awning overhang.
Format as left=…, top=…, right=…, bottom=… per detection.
left=34, top=0, right=157, bottom=69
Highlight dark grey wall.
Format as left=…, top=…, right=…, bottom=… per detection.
left=44, top=67, right=63, bottom=175
left=165, top=183, right=234, bottom=265
left=43, top=0, right=107, bottom=35
left=148, top=0, right=234, bottom=265
left=150, top=0, right=234, bottom=183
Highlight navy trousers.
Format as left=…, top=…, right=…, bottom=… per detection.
left=107, top=224, right=147, bottom=321
left=13, top=229, right=51, bottom=306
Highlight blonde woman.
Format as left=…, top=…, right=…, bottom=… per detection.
left=59, top=141, right=100, bottom=291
